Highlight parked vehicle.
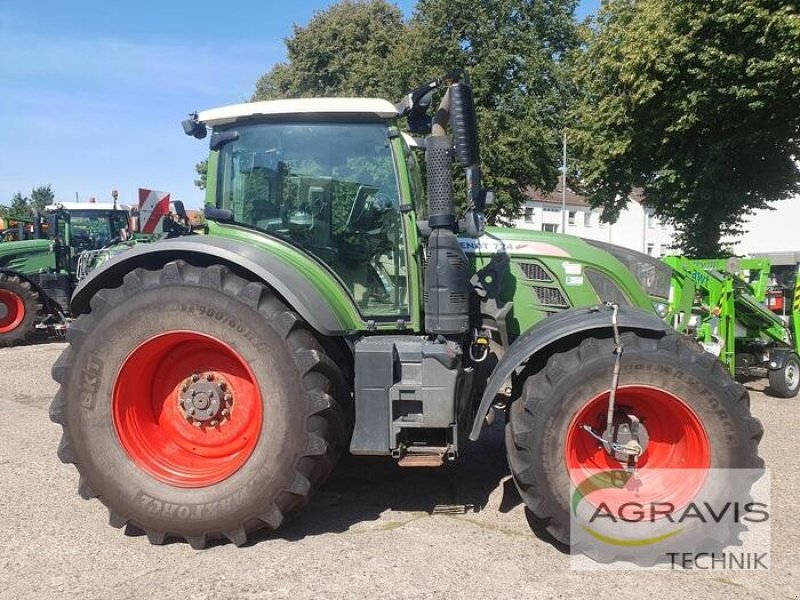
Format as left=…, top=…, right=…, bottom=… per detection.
left=665, top=256, right=800, bottom=397
left=51, top=72, right=762, bottom=552
left=0, top=203, right=133, bottom=345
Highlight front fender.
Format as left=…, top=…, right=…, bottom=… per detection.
left=71, top=236, right=357, bottom=336
left=469, top=305, right=671, bottom=441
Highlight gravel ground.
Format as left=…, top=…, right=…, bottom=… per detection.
left=1, top=340, right=798, bottom=600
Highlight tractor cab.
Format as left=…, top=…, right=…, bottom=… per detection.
left=45, top=203, right=131, bottom=273
left=197, top=100, right=412, bottom=318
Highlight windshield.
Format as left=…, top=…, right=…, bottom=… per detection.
left=68, top=210, right=128, bottom=250
left=216, top=121, right=408, bottom=318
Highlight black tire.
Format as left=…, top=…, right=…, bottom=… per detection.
left=506, top=332, right=763, bottom=560
left=50, top=261, right=349, bottom=548
left=767, top=353, right=800, bottom=398
left=0, top=273, right=41, bottom=347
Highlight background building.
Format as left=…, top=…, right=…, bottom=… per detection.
left=517, top=185, right=675, bottom=257
left=517, top=186, right=800, bottom=264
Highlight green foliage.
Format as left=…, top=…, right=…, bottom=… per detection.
left=251, top=0, right=579, bottom=222
left=1, top=185, right=55, bottom=221
left=572, top=0, right=800, bottom=256
left=30, top=185, right=55, bottom=213
left=194, top=160, right=208, bottom=190
left=407, top=0, right=579, bottom=221
left=10, top=192, right=31, bottom=217
left=253, top=0, right=410, bottom=100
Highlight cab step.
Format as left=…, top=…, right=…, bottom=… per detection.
left=397, top=446, right=449, bottom=468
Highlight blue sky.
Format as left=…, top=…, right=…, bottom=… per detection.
left=0, top=0, right=599, bottom=208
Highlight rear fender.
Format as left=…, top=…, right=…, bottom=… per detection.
left=71, top=237, right=354, bottom=336
left=469, top=305, right=671, bottom=440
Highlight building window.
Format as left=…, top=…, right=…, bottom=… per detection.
left=646, top=242, right=655, bottom=255
left=542, top=223, right=559, bottom=233
left=568, top=211, right=576, bottom=226
left=543, top=206, right=560, bottom=213
left=584, top=212, right=592, bottom=227
left=524, top=207, right=534, bottom=223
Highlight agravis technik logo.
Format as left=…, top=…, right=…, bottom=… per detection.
left=569, top=468, right=770, bottom=569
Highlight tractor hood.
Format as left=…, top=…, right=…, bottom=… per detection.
left=457, top=227, right=666, bottom=336
left=0, top=239, right=54, bottom=275
left=463, top=227, right=671, bottom=302
left=0, top=238, right=51, bottom=253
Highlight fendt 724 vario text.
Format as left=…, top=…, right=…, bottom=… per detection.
left=51, top=72, right=762, bottom=552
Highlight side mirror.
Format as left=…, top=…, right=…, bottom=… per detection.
left=407, top=91, right=433, bottom=134
left=182, top=113, right=207, bottom=139
left=449, top=82, right=479, bottom=168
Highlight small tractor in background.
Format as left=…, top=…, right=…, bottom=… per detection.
left=51, top=71, right=762, bottom=554
left=0, top=202, right=137, bottom=345
left=664, top=256, right=800, bottom=398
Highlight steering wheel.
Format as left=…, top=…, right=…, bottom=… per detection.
left=345, top=185, right=379, bottom=229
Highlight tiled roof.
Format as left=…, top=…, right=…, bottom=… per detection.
left=525, top=184, right=590, bottom=207
left=525, top=185, right=645, bottom=207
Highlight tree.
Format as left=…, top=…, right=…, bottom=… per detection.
left=194, top=161, right=208, bottom=190
left=406, top=0, right=580, bottom=220
left=8, top=192, right=31, bottom=218
left=572, top=0, right=800, bottom=256
left=253, top=0, right=410, bottom=101
left=250, top=0, right=579, bottom=221
left=30, top=185, right=55, bottom=213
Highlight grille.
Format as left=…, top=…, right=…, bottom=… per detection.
left=533, top=286, right=569, bottom=307
left=518, top=261, right=553, bottom=282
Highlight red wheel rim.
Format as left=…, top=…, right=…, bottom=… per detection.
left=113, top=331, right=262, bottom=488
left=566, top=385, right=710, bottom=513
left=0, top=289, right=25, bottom=334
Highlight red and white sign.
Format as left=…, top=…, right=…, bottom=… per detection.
left=138, top=189, right=170, bottom=233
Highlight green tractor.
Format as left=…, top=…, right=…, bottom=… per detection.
left=51, top=73, right=762, bottom=552
left=0, top=203, right=132, bottom=346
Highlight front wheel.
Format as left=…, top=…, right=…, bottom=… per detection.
left=768, top=352, right=800, bottom=398
left=50, top=262, right=349, bottom=548
left=506, top=332, right=763, bottom=559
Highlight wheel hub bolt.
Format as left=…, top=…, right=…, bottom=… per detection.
left=178, top=372, right=231, bottom=425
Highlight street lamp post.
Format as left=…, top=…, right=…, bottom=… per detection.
left=561, top=130, right=567, bottom=233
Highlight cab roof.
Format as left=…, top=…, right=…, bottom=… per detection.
left=47, top=202, right=131, bottom=212
left=197, top=98, right=400, bottom=127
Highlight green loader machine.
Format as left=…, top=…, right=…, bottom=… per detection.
left=664, top=256, right=800, bottom=398
left=51, top=72, right=762, bottom=552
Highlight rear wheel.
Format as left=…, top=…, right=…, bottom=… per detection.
left=50, top=261, right=349, bottom=548
left=506, top=332, right=763, bottom=558
left=768, top=353, right=800, bottom=398
left=0, top=273, right=41, bottom=347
